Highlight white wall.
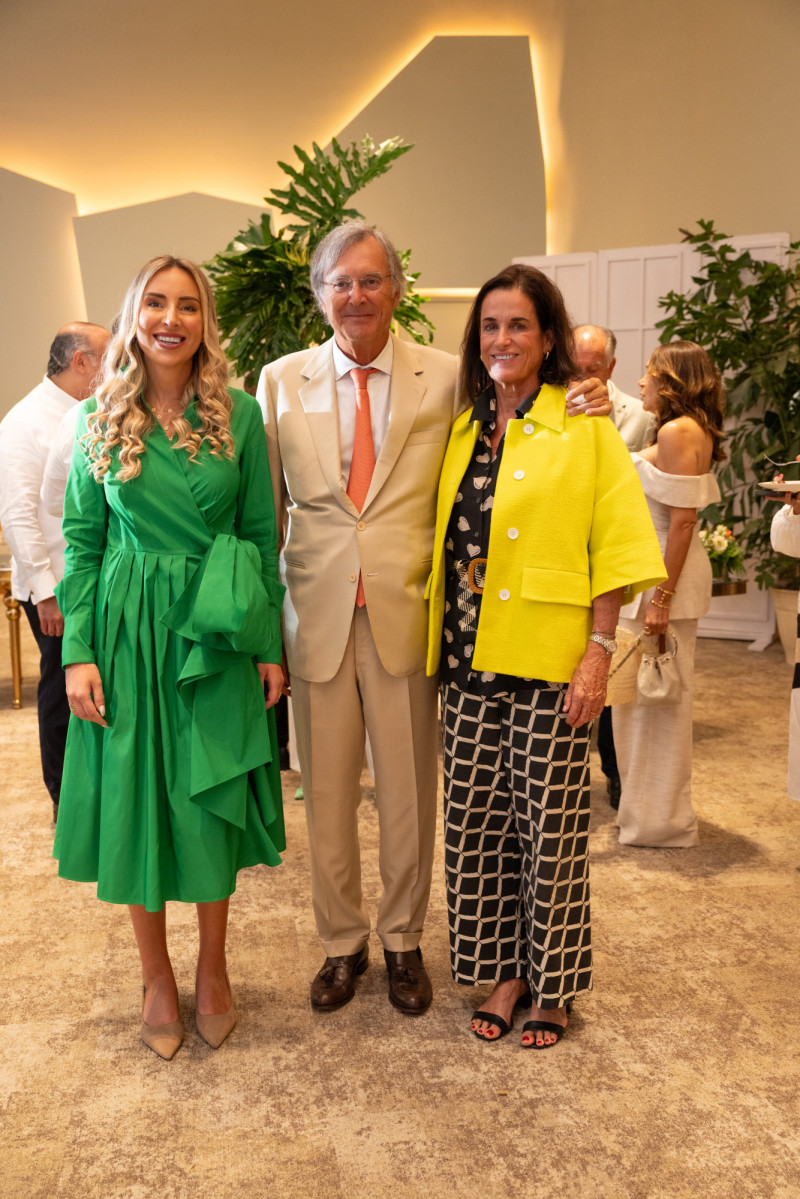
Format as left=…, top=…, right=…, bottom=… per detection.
left=334, top=36, right=546, bottom=287
left=73, top=193, right=267, bottom=329
left=0, top=169, right=86, bottom=417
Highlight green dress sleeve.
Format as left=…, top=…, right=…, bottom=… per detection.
left=232, top=390, right=284, bottom=663
left=56, top=402, right=108, bottom=666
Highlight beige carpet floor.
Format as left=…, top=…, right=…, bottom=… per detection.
left=1, top=615, right=799, bottom=1199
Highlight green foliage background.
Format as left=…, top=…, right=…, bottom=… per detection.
left=206, top=136, right=434, bottom=384
left=657, top=219, right=800, bottom=589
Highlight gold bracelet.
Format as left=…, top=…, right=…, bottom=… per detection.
left=655, top=586, right=676, bottom=596
left=651, top=596, right=671, bottom=608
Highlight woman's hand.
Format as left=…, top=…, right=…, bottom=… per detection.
left=643, top=596, right=670, bottom=637
left=65, top=663, right=108, bottom=727
left=783, top=491, right=800, bottom=515
left=259, top=662, right=284, bottom=709
left=565, top=377, right=611, bottom=418
left=562, top=645, right=611, bottom=728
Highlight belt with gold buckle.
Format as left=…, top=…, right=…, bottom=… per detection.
left=450, top=556, right=488, bottom=595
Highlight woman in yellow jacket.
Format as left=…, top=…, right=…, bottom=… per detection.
left=427, top=265, right=664, bottom=1048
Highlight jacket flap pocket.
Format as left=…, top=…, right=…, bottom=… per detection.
left=521, top=566, right=590, bottom=607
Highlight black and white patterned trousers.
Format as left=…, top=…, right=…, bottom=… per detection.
left=440, top=682, right=592, bottom=1009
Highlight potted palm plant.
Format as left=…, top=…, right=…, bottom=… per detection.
left=657, top=220, right=800, bottom=658
left=206, top=135, right=434, bottom=386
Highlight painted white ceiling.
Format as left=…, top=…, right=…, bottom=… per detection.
left=0, top=0, right=535, bottom=214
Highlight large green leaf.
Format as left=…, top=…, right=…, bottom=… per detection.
left=206, top=135, right=432, bottom=377
left=656, top=219, right=800, bottom=587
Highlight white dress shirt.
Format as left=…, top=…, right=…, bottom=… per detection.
left=0, top=375, right=76, bottom=602
left=331, top=338, right=394, bottom=483
left=41, top=402, right=81, bottom=520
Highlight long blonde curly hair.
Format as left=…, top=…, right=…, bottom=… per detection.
left=84, top=255, right=234, bottom=482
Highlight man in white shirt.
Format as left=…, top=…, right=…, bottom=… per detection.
left=573, top=325, right=655, bottom=453
left=259, top=224, right=611, bottom=1015
left=573, top=324, right=656, bottom=809
left=0, top=323, right=109, bottom=820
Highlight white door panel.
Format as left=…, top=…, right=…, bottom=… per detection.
left=513, top=233, right=791, bottom=646
left=598, top=244, right=684, bottom=393
left=513, top=252, right=595, bottom=326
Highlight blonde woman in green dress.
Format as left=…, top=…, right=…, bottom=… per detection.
left=54, top=256, right=286, bottom=1059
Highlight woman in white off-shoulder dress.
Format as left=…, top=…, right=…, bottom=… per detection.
left=613, top=342, right=725, bottom=847
left=770, top=499, right=800, bottom=801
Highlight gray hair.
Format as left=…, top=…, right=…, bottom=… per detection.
left=309, top=221, right=407, bottom=314
left=574, top=323, right=617, bottom=364
left=46, top=324, right=102, bottom=377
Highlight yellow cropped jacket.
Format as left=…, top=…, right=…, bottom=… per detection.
left=426, top=384, right=666, bottom=683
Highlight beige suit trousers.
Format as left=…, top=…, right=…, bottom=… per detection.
left=290, top=607, right=439, bottom=956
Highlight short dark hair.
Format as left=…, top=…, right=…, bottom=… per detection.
left=460, top=264, right=578, bottom=401
left=46, top=325, right=97, bottom=377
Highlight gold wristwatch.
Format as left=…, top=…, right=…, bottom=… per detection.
left=589, top=632, right=617, bottom=655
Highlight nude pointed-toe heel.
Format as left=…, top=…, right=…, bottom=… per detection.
left=140, top=985, right=184, bottom=1060
left=196, top=976, right=237, bottom=1049
left=140, top=1017, right=185, bottom=1060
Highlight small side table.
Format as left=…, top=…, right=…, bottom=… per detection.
left=0, top=559, right=23, bottom=709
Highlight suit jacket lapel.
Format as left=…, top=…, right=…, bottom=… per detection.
left=298, top=341, right=358, bottom=515
left=363, top=336, right=425, bottom=511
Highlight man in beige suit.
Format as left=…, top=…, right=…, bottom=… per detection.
left=258, top=224, right=609, bottom=1014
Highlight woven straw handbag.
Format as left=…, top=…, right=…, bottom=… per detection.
left=605, top=626, right=643, bottom=705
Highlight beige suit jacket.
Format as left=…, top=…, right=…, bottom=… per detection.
left=257, top=335, right=460, bottom=683
left=609, top=380, right=655, bottom=452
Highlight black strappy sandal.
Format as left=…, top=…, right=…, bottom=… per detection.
left=520, top=1002, right=572, bottom=1050
left=471, top=990, right=532, bottom=1043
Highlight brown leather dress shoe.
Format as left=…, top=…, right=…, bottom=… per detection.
left=310, top=946, right=369, bottom=1010
left=384, top=948, right=432, bottom=1015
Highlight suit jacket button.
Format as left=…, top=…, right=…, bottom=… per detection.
left=349, top=573, right=357, bottom=582
left=514, top=469, right=525, bottom=480
left=507, top=528, right=519, bottom=539
left=356, top=520, right=366, bottom=531
left=499, top=588, right=511, bottom=601
left=523, top=423, right=534, bottom=434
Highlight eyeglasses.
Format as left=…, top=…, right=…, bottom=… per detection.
left=323, top=274, right=392, bottom=294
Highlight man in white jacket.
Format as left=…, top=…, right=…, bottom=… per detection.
left=0, top=323, right=108, bottom=820
left=573, top=325, right=655, bottom=452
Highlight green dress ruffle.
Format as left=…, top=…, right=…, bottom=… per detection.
left=53, top=389, right=286, bottom=911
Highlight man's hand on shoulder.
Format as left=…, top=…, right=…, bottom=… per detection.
left=37, top=595, right=64, bottom=637
left=566, top=377, right=612, bottom=418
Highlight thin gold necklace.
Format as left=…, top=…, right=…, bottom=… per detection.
left=148, top=397, right=188, bottom=421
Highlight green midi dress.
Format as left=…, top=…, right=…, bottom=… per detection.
left=52, top=389, right=286, bottom=911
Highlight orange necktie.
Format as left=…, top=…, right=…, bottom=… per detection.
left=347, top=367, right=377, bottom=607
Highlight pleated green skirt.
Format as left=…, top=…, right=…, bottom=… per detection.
left=53, top=545, right=285, bottom=912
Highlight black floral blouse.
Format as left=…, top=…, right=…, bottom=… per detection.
left=441, top=386, right=549, bottom=698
